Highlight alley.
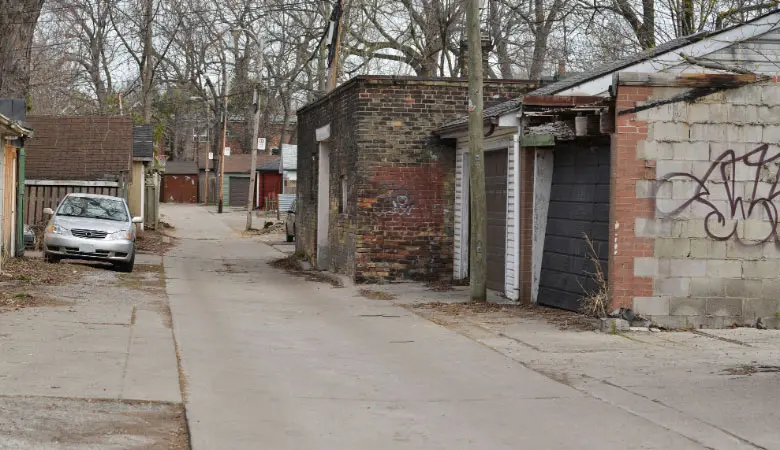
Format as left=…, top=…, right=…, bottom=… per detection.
left=165, top=204, right=709, bottom=450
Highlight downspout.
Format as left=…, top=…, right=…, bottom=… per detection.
left=15, top=141, right=25, bottom=257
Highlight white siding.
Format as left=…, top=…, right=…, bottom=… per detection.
left=453, top=128, right=518, bottom=300
left=453, top=140, right=469, bottom=280
left=504, top=142, right=518, bottom=299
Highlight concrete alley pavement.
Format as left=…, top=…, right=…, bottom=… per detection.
left=163, top=203, right=750, bottom=450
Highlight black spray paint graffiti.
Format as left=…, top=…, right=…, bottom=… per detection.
left=376, top=183, right=415, bottom=216
left=656, top=144, right=780, bottom=243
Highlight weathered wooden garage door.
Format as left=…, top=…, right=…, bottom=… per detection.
left=162, top=174, right=198, bottom=203
left=538, top=141, right=610, bottom=311
left=485, top=149, right=507, bottom=292
left=229, top=177, right=250, bottom=207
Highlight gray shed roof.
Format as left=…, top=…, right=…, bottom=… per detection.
left=259, top=159, right=280, bottom=171
left=163, top=160, right=198, bottom=175
left=438, top=97, right=523, bottom=130
left=133, top=125, right=154, bottom=160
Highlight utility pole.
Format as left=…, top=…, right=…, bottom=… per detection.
left=141, top=0, right=154, bottom=124
left=467, top=0, right=487, bottom=302
left=327, top=0, right=347, bottom=90
left=218, top=66, right=229, bottom=214
left=246, top=32, right=264, bottom=231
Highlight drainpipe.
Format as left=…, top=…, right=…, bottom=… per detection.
left=16, top=142, right=25, bottom=256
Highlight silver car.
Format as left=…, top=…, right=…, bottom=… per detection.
left=43, top=193, right=142, bottom=272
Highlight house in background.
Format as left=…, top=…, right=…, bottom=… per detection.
left=0, top=99, right=33, bottom=262
left=296, top=75, right=538, bottom=282
left=280, top=144, right=297, bottom=194
left=257, top=159, right=283, bottom=210
left=219, top=153, right=279, bottom=208
left=24, top=116, right=132, bottom=226
left=161, top=160, right=199, bottom=203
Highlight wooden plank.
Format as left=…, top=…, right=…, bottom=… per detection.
left=522, top=95, right=606, bottom=107
left=521, top=134, right=555, bottom=147
left=26, top=180, right=120, bottom=187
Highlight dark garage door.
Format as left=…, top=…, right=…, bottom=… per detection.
left=485, top=149, right=507, bottom=292
left=229, top=177, right=250, bottom=207
left=538, top=141, right=610, bottom=311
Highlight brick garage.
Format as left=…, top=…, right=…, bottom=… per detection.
left=25, top=116, right=132, bottom=180
left=296, top=76, right=537, bottom=282
left=611, top=72, right=780, bottom=329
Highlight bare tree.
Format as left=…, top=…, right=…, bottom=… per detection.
left=0, top=0, right=45, bottom=97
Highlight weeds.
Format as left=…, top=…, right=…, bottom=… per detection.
left=579, top=234, right=609, bottom=319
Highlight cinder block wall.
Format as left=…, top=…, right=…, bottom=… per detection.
left=612, top=75, right=780, bottom=329
left=297, top=76, right=537, bottom=282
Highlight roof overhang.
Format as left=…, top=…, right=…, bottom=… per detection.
left=554, top=12, right=780, bottom=96
left=0, top=114, right=33, bottom=139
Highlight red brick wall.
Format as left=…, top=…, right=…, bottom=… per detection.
left=609, top=87, right=655, bottom=308
left=26, top=116, right=132, bottom=180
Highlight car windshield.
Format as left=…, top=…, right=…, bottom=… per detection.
left=57, top=196, right=128, bottom=222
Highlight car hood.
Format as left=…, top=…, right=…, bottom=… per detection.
left=54, top=216, right=130, bottom=232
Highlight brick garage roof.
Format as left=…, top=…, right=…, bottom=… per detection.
left=25, top=116, right=132, bottom=181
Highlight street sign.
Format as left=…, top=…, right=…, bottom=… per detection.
left=224, top=147, right=231, bottom=156
left=208, top=152, right=214, bottom=160
left=257, top=138, right=267, bottom=150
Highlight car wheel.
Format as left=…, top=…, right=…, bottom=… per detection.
left=117, top=253, right=135, bottom=273
left=44, top=252, right=60, bottom=264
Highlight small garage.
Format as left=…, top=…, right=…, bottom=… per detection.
left=485, top=149, right=508, bottom=292
left=537, top=139, right=610, bottom=311
left=228, top=176, right=250, bottom=207
left=162, top=161, right=199, bottom=203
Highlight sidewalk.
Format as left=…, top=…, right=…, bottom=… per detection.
left=0, top=254, right=186, bottom=448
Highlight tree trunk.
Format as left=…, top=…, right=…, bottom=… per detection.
left=141, top=0, right=154, bottom=124
left=0, top=0, right=44, bottom=98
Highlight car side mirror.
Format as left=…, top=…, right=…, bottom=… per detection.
left=131, top=217, right=143, bottom=224
left=43, top=208, right=54, bottom=216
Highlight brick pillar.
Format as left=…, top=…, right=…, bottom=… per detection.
left=609, top=86, right=655, bottom=309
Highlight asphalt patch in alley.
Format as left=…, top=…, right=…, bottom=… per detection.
left=0, top=396, right=189, bottom=449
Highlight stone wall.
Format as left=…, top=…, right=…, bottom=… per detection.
left=613, top=74, right=780, bottom=329
left=297, top=76, right=537, bottom=282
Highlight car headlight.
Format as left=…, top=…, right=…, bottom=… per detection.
left=107, top=230, right=133, bottom=240
left=46, top=223, right=68, bottom=235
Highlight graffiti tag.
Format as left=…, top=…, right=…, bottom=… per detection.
left=376, top=183, right=415, bottom=216
left=657, top=144, right=780, bottom=243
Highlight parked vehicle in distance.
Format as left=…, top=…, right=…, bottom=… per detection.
left=23, top=224, right=36, bottom=249
left=43, top=193, right=142, bottom=272
left=285, top=199, right=296, bottom=243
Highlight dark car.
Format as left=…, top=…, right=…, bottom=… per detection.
left=285, top=199, right=296, bottom=242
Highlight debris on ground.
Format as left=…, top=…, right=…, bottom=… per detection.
left=269, top=256, right=343, bottom=287
left=723, top=364, right=780, bottom=376
left=0, top=257, right=95, bottom=285
left=359, top=289, right=397, bottom=301
left=136, top=229, right=175, bottom=255
left=243, top=220, right=286, bottom=236
left=409, top=301, right=598, bottom=331
left=0, top=292, right=68, bottom=310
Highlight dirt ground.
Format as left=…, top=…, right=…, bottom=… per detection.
left=0, top=397, right=188, bottom=450
left=136, top=229, right=175, bottom=255
left=408, top=301, right=599, bottom=331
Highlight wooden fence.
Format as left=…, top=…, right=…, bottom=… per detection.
left=25, top=180, right=122, bottom=226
